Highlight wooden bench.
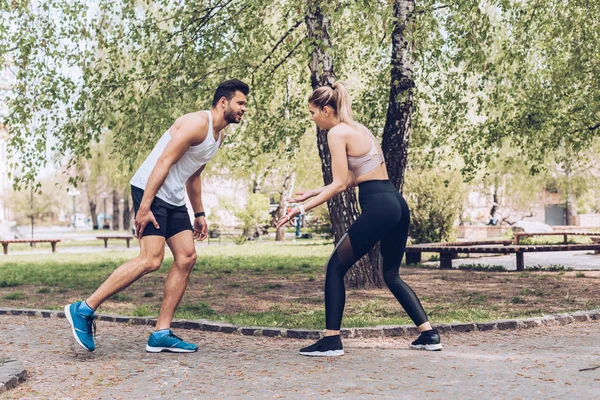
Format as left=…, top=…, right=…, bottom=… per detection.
left=96, top=235, right=135, bottom=248
left=592, top=237, right=600, bottom=254
left=405, top=240, right=513, bottom=265
left=0, top=239, right=62, bottom=255
left=513, top=231, right=600, bottom=244
left=406, top=243, right=600, bottom=271
left=207, top=229, right=244, bottom=244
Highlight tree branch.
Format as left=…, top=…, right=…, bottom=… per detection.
left=416, top=4, right=449, bottom=14
left=566, top=122, right=600, bottom=136
left=269, top=38, right=305, bottom=75
left=252, top=19, right=304, bottom=74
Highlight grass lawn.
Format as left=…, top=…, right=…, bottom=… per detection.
left=1, top=240, right=599, bottom=329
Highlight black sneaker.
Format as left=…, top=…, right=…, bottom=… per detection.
left=299, top=335, right=344, bottom=357
left=410, top=329, right=442, bottom=351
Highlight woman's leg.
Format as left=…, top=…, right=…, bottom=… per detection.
left=324, top=207, right=396, bottom=334
left=298, top=215, right=387, bottom=357
left=379, top=195, right=431, bottom=331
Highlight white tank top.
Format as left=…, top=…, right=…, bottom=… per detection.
left=130, top=111, right=220, bottom=206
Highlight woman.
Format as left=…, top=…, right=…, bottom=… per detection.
left=276, top=82, right=442, bottom=356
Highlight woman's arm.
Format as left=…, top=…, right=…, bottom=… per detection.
left=276, top=126, right=350, bottom=228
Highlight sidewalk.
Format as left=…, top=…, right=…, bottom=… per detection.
left=1, top=315, right=598, bottom=399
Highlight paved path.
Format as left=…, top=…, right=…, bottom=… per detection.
left=1, top=315, right=599, bottom=399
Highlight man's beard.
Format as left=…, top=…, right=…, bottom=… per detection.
left=224, top=106, right=241, bottom=124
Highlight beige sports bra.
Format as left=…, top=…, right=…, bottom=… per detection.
left=346, top=127, right=385, bottom=178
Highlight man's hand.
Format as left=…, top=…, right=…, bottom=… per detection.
left=135, top=208, right=160, bottom=238
left=194, top=216, right=208, bottom=241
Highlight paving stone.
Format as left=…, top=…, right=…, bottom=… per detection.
left=518, top=318, right=541, bottom=329
left=381, top=326, right=406, bottom=337
left=287, top=329, right=320, bottom=340
left=497, top=320, right=518, bottom=330
left=434, top=324, right=453, bottom=334
left=0, top=359, right=26, bottom=394
left=476, top=322, right=496, bottom=331
left=451, top=323, right=475, bottom=333
left=355, top=328, right=382, bottom=339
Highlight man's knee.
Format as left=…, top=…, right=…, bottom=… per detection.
left=140, top=256, right=163, bottom=273
left=176, top=253, right=197, bottom=271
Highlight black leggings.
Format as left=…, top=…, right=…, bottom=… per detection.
left=324, top=180, right=428, bottom=330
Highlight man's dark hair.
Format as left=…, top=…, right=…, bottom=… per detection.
left=212, top=79, right=250, bottom=107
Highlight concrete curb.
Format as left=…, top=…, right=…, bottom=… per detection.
left=0, top=358, right=26, bottom=394
left=1, top=307, right=599, bottom=340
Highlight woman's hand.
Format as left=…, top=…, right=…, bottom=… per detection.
left=275, top=208, right=300, bottom=229
left=286, top=190, right=315, bottom=203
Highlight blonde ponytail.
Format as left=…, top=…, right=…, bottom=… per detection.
left=308, top=81, right=360, bottom=130
left=332, top=82, right=358, bottom=130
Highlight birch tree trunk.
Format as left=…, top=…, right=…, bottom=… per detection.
left=306, top=3, right=383, bottom=289
left=382, top=0, right=415, bottom=193
left=112, top=190, right=120, bottom=231
left=276, top=169, right=293, bottom=241
left=122, top=196, right=131, bottom=232
left=89, top=200, right=98, bottom=230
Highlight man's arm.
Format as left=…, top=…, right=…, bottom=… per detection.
left=135, top=116, right=207, bottom=237
left=186, top=164, right=208, bottom=241
left=139, top=117, right=207, bottom=211
left=186, top=164, right=206, bottom=214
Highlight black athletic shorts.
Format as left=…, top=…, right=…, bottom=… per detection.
left=131, top=185, right=193, bottom=239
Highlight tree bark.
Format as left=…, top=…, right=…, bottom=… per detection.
left=89, top=200, right=98, bottom=230
left=275, top=170, right=293, bottom=241
left=382, top=0, right=415, bottom=193
left=112, top=190, right=120, bottom=231
left=122, top=195, right=131, bottom=232
left=306, top=3, right=382, bottom=289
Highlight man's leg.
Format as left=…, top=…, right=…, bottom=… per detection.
left=86, top=235, right=166, bottom=309
left=156, top=230, right=197, bottom=329
left=146, top=230, right=198, bottom=353
left=65, top=235, right=165, bottom=352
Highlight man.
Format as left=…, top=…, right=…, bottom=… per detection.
left=65, top=79, right=249, bottom=353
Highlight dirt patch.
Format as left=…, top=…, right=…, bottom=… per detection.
left=2, top=267, right=599, bottom=324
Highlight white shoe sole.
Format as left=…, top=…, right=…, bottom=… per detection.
left=146, top=345, right=197, bottom=353
left=64, top=304, right=94, bottom=352
left=410, top=343, right=442, bottom=351
left=299, top=350, right=344, bottom=357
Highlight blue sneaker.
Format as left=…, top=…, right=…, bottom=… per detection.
left=146, top=330, right=198, bottom=353
left=64, top=302, right=96, bottom=351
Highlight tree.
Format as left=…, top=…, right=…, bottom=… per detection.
left=382, top=0, right=415, bottom=192
left=305, top=1, right=383, bottom=289
left=411, top=0, right=600, bottom=177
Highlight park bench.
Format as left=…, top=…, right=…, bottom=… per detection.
left=513, top=231, right=600, bottom=244
left=207, top=228, right=245, bottom=244
left=405, top=240, right=513, bottom=266
left=591, top=237, right=600, bottom=254
left=405, top=242, right=600, bottom=271
left=0, top=239, right=62, bottom=255
left=96, top=235, right=135, bottom=248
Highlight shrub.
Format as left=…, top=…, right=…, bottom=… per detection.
left=403, top=168, right=465, bottom=244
